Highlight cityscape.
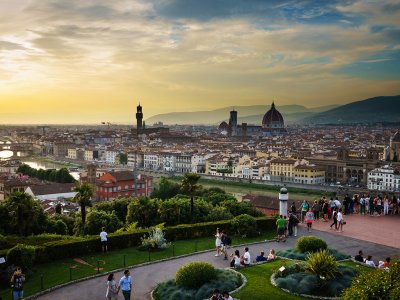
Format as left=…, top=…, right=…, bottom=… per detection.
left=1, top=1, right=400, bottom=300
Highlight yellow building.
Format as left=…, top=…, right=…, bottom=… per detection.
left=270, top=158, right=298, bottom=182
left=294, top=165, right=325, bottom=185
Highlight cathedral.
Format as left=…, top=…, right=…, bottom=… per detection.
left=219, top=102, right=287, bottom=137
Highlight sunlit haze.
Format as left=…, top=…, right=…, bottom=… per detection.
left=1, top=0, right=400, bottom=124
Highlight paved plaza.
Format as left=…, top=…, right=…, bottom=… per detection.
left=35, top=217, right=400, bottom=300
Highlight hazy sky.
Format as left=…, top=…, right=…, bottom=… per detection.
left=0, top=0, right=399, bottom=124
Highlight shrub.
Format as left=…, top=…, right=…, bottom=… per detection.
left=296, top=236, right=327, bottom=253
left=230, top=214, right=257, bottom=237
left=156, top=269, right=241, bottom=300
left=342, top=259, right=400, bottom=300
left=0, top=234, right=10, bottom=250
left=6, top=244, right=36, bottom=270
left=175, top=262, right=217, bottom=289
left=140, top=227, right=169, bottom=250
left=277, top=248, right=350, bottom=261
left=306, top=249, right=338, bottom=280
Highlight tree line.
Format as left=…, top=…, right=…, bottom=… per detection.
left=17, top=164, right=76, bottom=183
left=0, top=174, right=263, bottom=237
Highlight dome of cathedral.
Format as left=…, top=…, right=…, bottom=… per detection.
left=219, top=121, right=229, bottom=130
left=262, top=102, right=284, bottom=126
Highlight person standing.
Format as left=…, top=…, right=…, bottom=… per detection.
left=383, top=195, right=389, bottom=215
left=288, top=211, right=299, bottom=236
left=369, top=195, right=375, bottom=216
left=119, top=270, right=133, bottom=300
left=290, top=202, right=297, bottom=216
left=322, top=200, right=329, bottom=221
left=214, top=228, right=222, bottom=257
left=220, top=230, right=228, bottom=260
left=360, top=194, right=366, bottom=215
left=276, top=215, right=286, bottom=242
left=337, top=208, right=344, bottom=232
left=305, top=208, right=314, bottom=233
left=100, top=227, right=108, bottom=253
left=312, top=200, right=320, bottom=220
left=10, top=267, right=25, bottom=300
left=300, top=200, right=309, bottom=223
left=106, top=273, right=119, bottom=300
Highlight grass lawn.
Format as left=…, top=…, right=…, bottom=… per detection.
left=0, top=232, right=275, bottom=300
left=232, top=259, right=374, bottom=300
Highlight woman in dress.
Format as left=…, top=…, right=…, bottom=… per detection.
left=106, top=273, right=119, bottom=300
left=306, top=208, right=314, bottom=233
left=215, top=228, right=222, bottom=257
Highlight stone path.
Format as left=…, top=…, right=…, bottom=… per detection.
left=35, top=224, right=400, bottom=300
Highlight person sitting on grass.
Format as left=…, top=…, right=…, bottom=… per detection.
left=378, top=257, right=391, bottom=269
left=255, top=251, right=267, bottom=262
left=223, top=291, right=233, bottom=300
left=209, top=288, right=223, bottom=300
left=276, top=215, right=286, bottom=242
left=241, top=247, right=251, bottom=266
left=230, top=249, right=241, bottom=268
left=364, top=255, right=376, bottom=268
left=267, top=249, right=276, bottom=260
left=354, top=250, right=364, bottom=263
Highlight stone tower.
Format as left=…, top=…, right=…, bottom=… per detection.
left=136, top=103, right=143, bottom=131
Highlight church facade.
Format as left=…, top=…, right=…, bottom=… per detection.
left=218, top=102, right=287, bottom=137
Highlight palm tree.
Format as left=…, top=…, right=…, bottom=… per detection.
left=181, top=173, right=201, bottom=222
left=73, top=182, right=93, bottom=225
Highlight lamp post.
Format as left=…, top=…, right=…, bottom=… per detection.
left=279, top=186, right=289, bottom=217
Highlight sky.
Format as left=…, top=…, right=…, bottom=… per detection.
left=0, top=0, right=399, bottom=124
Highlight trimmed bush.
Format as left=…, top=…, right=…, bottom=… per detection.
left=230, top=214, right=258, bottom=237
left=306, top=249, right=338, bottom=280
left=296, top=236, right=327, bottom=253
left=277, top=248, right=349, bottom=261
left=176, top=262, right=217, bottom=289
left=6, top=244, right=36, bottom=270
left=0, top=234, right=10, bottom=250
left=156, top=269, right=241, bottom=300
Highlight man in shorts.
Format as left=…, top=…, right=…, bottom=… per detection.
left=100, top=227, right=108, bottom=252
left=276, top=215, right=286, bottom=242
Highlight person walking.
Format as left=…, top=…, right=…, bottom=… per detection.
left=10, top=266, right=25, bottom=300
left=100, top=227, right=108, bottom=253
left=360, top=194, right=366, bottom=215
left=312, top=200, right=320, bottom=221
left=330, top=208, right=338, bottom=230
left=106, top=273, right=119, bottom=300
left=305, top=208, right=314, bottom=233
left=383, top=195, right=389, bottom=215
left=119, top=270, right=133, bottom=300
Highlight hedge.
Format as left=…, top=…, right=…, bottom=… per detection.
left=4, top=217, right=275, bottom=265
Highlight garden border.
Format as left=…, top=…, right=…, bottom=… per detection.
left=23, top=239, right=271, bottom=300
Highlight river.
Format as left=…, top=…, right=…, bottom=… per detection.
left=20, top=158, right=81, bottom=181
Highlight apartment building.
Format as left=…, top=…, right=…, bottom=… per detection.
left=368, top=165, right=400, bottom=192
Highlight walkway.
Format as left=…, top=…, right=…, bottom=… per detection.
left=36, top=225, right=400, bottom=300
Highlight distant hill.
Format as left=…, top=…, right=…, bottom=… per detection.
left=301, top=96, right=400, bottom=124
left=145, top=104, right=338, bottom=125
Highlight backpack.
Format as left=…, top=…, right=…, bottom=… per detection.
left=12, top=275, right=23, bottom=291
left=226, top=236, right=232, bottom=246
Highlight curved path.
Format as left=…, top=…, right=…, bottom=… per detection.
left=35, top=223, right=400, bottom=300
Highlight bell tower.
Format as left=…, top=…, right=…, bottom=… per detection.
left=136, top=103, right=143, bottom=131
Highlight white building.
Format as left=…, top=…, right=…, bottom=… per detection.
left=368, top=165, right=400, bottom=192
left=163, top=154, right=176, bottom=173
left=191, top=154, right=205, bottom=173
left=144, top=153, right=160, bottom=170
left=175, top=153, right=192, bottom=174
left=105, top=149, right=119, bottom=165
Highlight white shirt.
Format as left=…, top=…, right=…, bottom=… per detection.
left=100, top=231, right=107, bottom=241
left=243, top=251, right=251, bottom=265
left=224, top=296, right=233, bottom=300
left=337, top=212, right=343, bottom=222
left=365, top=260, right=376, bottom=267
left=334, top=199, right=341, bottom=208
left=234, top=255, right=240, bottom=266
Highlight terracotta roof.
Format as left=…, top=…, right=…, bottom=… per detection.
left=30, top=183, right=75, bottom=196
left=109, top=171, right=134, bottom=181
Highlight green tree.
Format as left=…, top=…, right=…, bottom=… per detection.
left=73, top=182, right=93, bottom=225
left=181, top=173, right=201, bottom=222
left=158, top=197, right=191, bottom=226
left=151, top=177, right=180, bottom=200
left=46, top=219, right=68, bottom=235
left=84, top=210, right=122, bottom=235
left=126, top=197, right=159, bottom=227
left=3, top=192, right=48, bottom=235
left=118, top=153, right=128, bottom=165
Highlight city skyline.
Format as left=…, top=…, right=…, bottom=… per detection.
left=1, top=0, right=400, bottom=124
